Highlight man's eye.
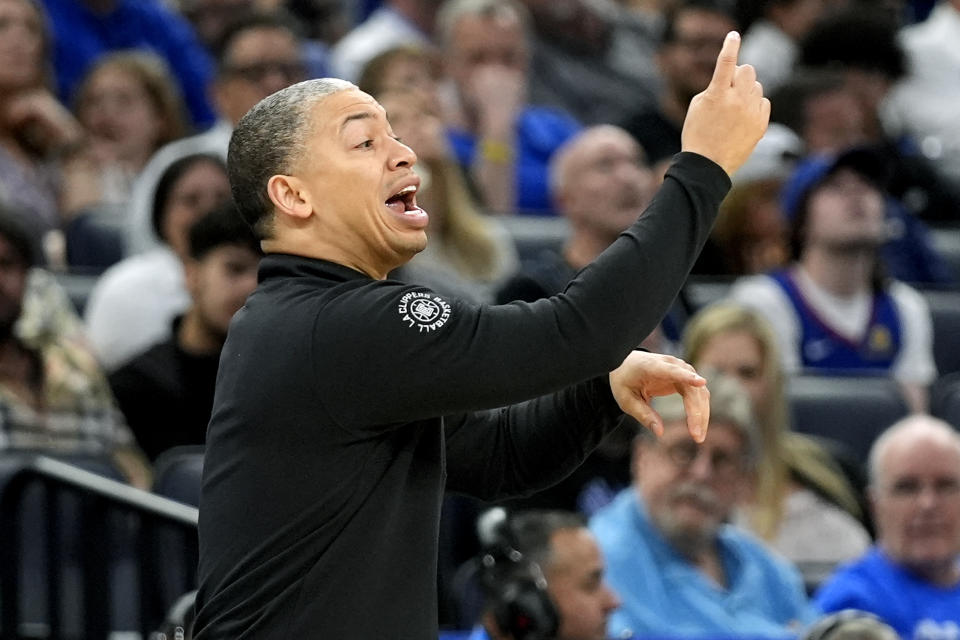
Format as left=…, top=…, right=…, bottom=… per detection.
left=356, top=140, right=373, bottom=149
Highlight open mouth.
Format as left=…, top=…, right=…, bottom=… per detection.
left=385, top=184, right=427, bottom=225
left=386, top=184, right=418, bottom=212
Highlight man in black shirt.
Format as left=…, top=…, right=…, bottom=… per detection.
left=109, top=204, right=261, bottom=461
left=194, top=32, right=770, bottom=639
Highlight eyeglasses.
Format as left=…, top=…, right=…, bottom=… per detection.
left=658, top=440, right=746, bottom=477
left=222, top=60, right=306, bottom=84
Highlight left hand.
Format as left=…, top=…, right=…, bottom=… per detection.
left=5, top=89, right=85, bottom=155
left=609, top=351, right=710, bottom=442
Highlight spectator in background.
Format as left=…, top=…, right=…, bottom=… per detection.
left=729, top=148, right=937, bottom=412
left=331, top=0, right=438, bottom=82
left=64, top=51, right=189, bottom=271
left=798, top=7, right=960, bottom=226
left=496, top=124, right=657, bottom=338
left=110, top=203, right=260, bottom=461
left=620, top=0, right=737, bottom=176
left=590, top=373, right=816, bottom=637
left=0, top=210, right=150, bottom=487
left=125, top=10, right=307, bottom=257
left=39, top=0, right=216, bottom=130
left=436, top=0, right=581, bottom=215
left=770, top=69, right=956, bottom=285
left=737, top=0, right=840, bottom=92
left=0, top=0, right=85, bottom=265
left=519, top=0, right=660, bottom=126
left=769, top=70, right=867, bottom=155
left=71, top=51, right=188, bottom=211
left=469, top=510, right=620, bottom=640
left=883, top=0, right=960, bottom=187
left=85, top=154, right=231, bottom=371
left=181, top=0, right=335, bottom=80
left=683, top=303, right=871, bottom=569
left=693, top=122, right=800, bottom=276
left=815, top=414, right=960, bottom=637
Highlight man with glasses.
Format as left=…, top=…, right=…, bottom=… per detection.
left=815, top=414, right=960, bottom=637
left=590, top=373, right=815, bottom=637
left=125, top=11, right=308, bottom=257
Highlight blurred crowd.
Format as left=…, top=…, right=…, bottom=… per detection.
left=1, top=0, right=960, bottom=636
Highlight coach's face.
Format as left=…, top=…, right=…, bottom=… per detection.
left=294, top=88, right=428, bottom=277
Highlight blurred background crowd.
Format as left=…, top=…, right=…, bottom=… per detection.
left=2, top=0, right=960, bottom=636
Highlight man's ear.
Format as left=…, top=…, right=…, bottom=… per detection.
left=267, top=174, right=313, bottom=220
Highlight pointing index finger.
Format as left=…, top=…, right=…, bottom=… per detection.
left=708, top=31, right=741, bottom=90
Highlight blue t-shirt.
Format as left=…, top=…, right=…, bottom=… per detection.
left=589, top=490, right=816, bottom=638
left=447, top=106, right=580, bottom=216
left=815, top=547, right=960, bottom=640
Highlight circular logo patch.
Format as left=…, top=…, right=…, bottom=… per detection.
left=398, top=291, right=452, bottom=332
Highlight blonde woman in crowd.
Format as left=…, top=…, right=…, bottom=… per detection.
left=683, top=302, right=872, bottom=569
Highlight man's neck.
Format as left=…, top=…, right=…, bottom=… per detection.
left=177, top=310, right=225, bottom=356
left=799, top=246, right=876, bottom=297
left=672, top=535, right=727, bottom=588
left=883, top=546, right=960, bottom=588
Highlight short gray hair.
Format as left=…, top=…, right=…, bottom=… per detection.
left=227, top=78, right=355, bottom=239
left=435, top=0, right=530, bottom=51
left=867, top=414, right=960, bottom=488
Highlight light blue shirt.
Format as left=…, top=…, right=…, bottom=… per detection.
left=590, top=490, right=816, bottom=638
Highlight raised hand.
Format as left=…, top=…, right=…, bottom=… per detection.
left=609, top=351, right=710, bottom=443
left=680, top=31, right=770, bottom=178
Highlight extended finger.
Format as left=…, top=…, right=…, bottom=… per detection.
left=708, top=31, right=741, bottom=90
left=621, top=392, right=664, bottom=438
left=680, top=383, right=711, bottom=443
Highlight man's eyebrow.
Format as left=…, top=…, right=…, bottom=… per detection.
left=339, top=111, right=375, bottom=134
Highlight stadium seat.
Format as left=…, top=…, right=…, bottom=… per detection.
left=787, top=375, right=910, bottom=463
left=152, top=446, right=205, bottom=507
left=921, top=289, right=960, bottom=377
left=931, top=372, right=960, bottom=430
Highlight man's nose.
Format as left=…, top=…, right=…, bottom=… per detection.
left=687, top=448, right=715, bottom=479
left=390, top=138, right=417, bottom=169
left=602, top=583, right=621, bottom=612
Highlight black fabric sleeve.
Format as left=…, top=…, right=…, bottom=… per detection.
left=314, top=153, right=730, bottom=429
left=443, top=376, right=624, bottom=500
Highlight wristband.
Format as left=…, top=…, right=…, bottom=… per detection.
left=480, top=138, right=515, bottom=164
